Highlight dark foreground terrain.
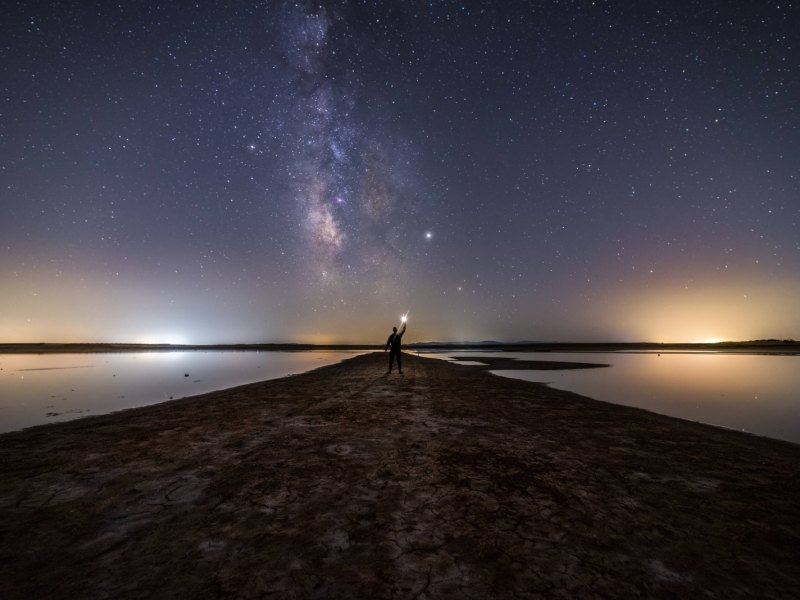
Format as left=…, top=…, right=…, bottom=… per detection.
left=1, top=353, right=798, bottom=598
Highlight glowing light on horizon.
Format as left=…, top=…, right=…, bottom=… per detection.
left=1, top=3, right=798, bottom=346
left=134, top=334, right=191, bottom=345
left=604, top=278, right=800, bottom=344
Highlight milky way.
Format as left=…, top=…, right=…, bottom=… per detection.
left=266, top=1, right=428, bottom=314
left=1, top=1, right=798, bottom=343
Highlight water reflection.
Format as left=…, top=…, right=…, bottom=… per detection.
left=423, top=352, right=800, bottom=444
left=0, top=351, right=366, bottom=433
left=4, top=350, right=798, bottom=444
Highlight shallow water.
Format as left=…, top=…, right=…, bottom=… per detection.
left=3, top=350, right=798, bottom=444
left=420, top=351, right=800, bottom=444
left=0, top=350, right=366, bottom=433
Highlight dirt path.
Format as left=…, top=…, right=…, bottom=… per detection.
left=1, top=352, right=798, bottom=598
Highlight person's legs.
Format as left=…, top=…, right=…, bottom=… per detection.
left=387, top=351, right=394, bottom=373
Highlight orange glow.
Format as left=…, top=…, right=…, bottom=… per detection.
left=605, top=276, right=800, bottom=343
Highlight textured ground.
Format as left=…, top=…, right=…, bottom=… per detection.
left=1, top=352, right=798, bottom=599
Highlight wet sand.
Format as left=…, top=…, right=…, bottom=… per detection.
left=1, top=352, right=798, bottom=598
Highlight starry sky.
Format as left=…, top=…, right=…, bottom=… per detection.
left=2, top=1, right=798, bottom=344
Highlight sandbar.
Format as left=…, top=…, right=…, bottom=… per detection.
left=1, top=352, right=798, bottom=598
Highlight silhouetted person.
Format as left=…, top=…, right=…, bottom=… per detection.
left=385, top=319, right=407, bottom=374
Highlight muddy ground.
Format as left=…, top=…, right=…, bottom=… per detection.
left=1, top=352, right=798, bottom=598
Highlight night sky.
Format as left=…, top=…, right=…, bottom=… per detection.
left=2, top=1, right=798, bottom=344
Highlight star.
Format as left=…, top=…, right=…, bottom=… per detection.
left=1, top=0, right=796, bottom=346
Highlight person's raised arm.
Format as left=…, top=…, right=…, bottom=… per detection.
left=398, top=321, right=407, bottom=337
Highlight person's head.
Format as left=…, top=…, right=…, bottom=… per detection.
left=392, top=326, right=397, bottom=333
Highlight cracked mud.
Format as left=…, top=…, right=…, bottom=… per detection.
left=1, top=353, right=798, bottom=598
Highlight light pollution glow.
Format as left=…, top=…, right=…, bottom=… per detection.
left=1, top=264, right=797, bottom=344
left=1, top=2, right=798, bottom=345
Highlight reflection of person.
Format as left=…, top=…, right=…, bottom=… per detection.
left=385, top=319, right=407, bottom=374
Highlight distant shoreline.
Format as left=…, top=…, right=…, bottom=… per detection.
left=1, top=341, right=799, bottom=354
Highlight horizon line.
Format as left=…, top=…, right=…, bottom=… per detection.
left=1, top=339, right=797, bottom=348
